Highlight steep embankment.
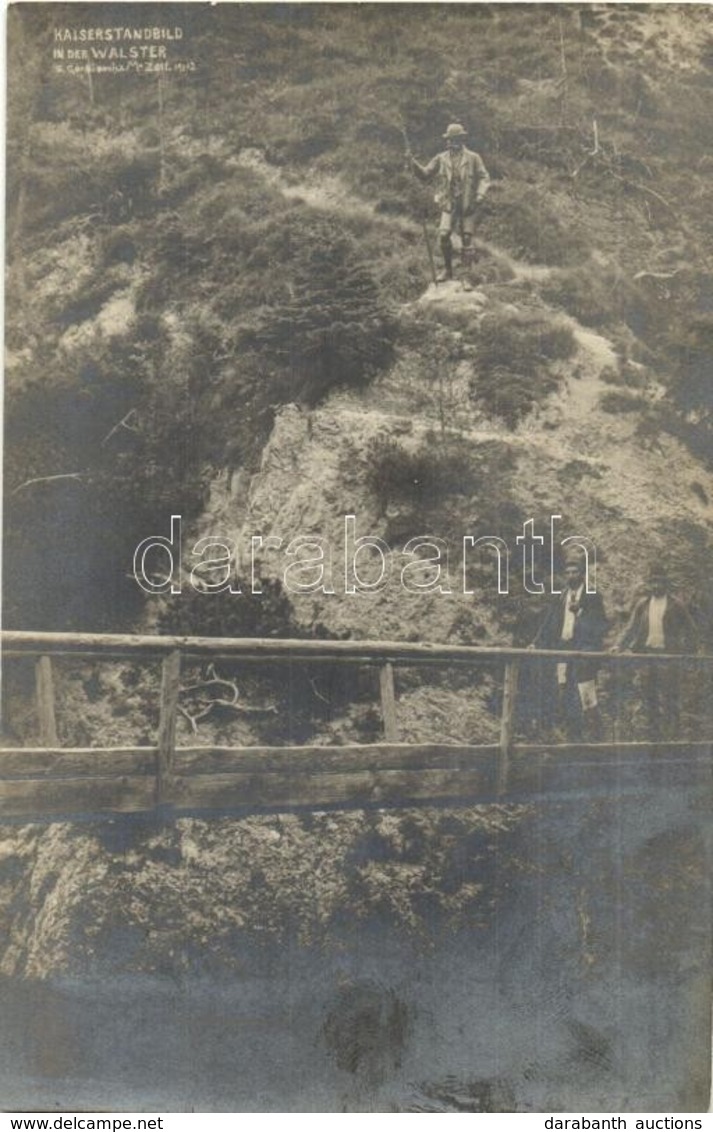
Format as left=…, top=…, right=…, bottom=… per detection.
left=0, top=782, right=708, bottom=1112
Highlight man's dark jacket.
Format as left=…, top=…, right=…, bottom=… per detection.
left=617, top=594, right=698, bottom=654
left=532, top=588, right=608, bottom=682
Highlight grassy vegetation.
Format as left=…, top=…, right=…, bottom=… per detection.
left=364, top=433, right=482, bottom=513
left=542, top=265, right=633, bottom=330
left=470, top=311, right=577, bottom=428
left=599, top=389, right=649, bottom=414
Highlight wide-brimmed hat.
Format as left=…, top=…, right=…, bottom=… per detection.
left=443, top=123, right=468, bottom=139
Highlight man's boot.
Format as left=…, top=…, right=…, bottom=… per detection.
left=437, top=235, right=453, bottom=282
left=565, top=713, right=583, bottom=743
left=461, top=241, right=477, bottom=291
left=583, top=707, right=603, bottom=742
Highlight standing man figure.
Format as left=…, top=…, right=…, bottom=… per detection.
left=530, top=552, right=608, bottom=740
left=410, top=123, right=490, bottom=286
left=612, top=566, right=698, bottom=739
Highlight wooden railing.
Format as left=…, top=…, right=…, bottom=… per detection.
left=1, top=631, right=711, bottom=820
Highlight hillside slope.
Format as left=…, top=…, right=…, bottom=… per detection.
left=5, top=2, right=713, bottom=650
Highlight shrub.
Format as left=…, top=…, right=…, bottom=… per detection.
left=242, top=216, right=396, bottom=402
left=542, top=267, right=619, bottom=328
left=474, top=366, right=555, bottom=429
left=156, top=578, right=298, bottom=639
left=483, top=191, right=589, bottom=267
left=364, top=434, right=481, bottom=511
left=665, top=311, right=713, bottom=419
left=599, top=390, right=648, bottom=413
left=478, top=311, right=576, bottom=369
left=21, top=127, right=161, bottom=229
left=470, top=310, right=577, bottom=427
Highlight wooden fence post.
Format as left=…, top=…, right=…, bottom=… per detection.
left=156, top=649, right=181, bottom=806
left=35, top=655, right=58, bottom=747
left=498, top=659, right=520, bottom=793
left=379, top=662, right=399, bottom=742
left=612, top=656, right=622, bottom=745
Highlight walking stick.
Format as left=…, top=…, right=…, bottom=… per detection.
left=400, top=122, right=439, bottom=286
left=421, top=219, right=438, bottom=287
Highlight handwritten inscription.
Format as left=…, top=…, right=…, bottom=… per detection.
left=51, top=26, right=195, bottom=75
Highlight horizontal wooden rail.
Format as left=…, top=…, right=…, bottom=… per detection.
left=2, top=630, right=711, bottom=821
left=1, top=630, right=709, bottom=665
left=1, top=739, right=708, bottom=778
left=0, top=742, right=708, bottom=820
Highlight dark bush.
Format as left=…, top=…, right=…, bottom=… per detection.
left=23, top=136, right=160, bottom=229
left=478, top=311, right=576, bottom=369
left=665, top=311, right=713, bottom=419
left=470, top=311, right=576, bottom=427
left=599, top=390, right=648, bottom=414
left=156, top=578, right=298, bottom=639
left=242, top=216, right=396, bottom=402
left=484, top=193, right=589, bottom=267
left=542, top=267, right=619, bottom=328
left=364, top=434, right=481, bottom=511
